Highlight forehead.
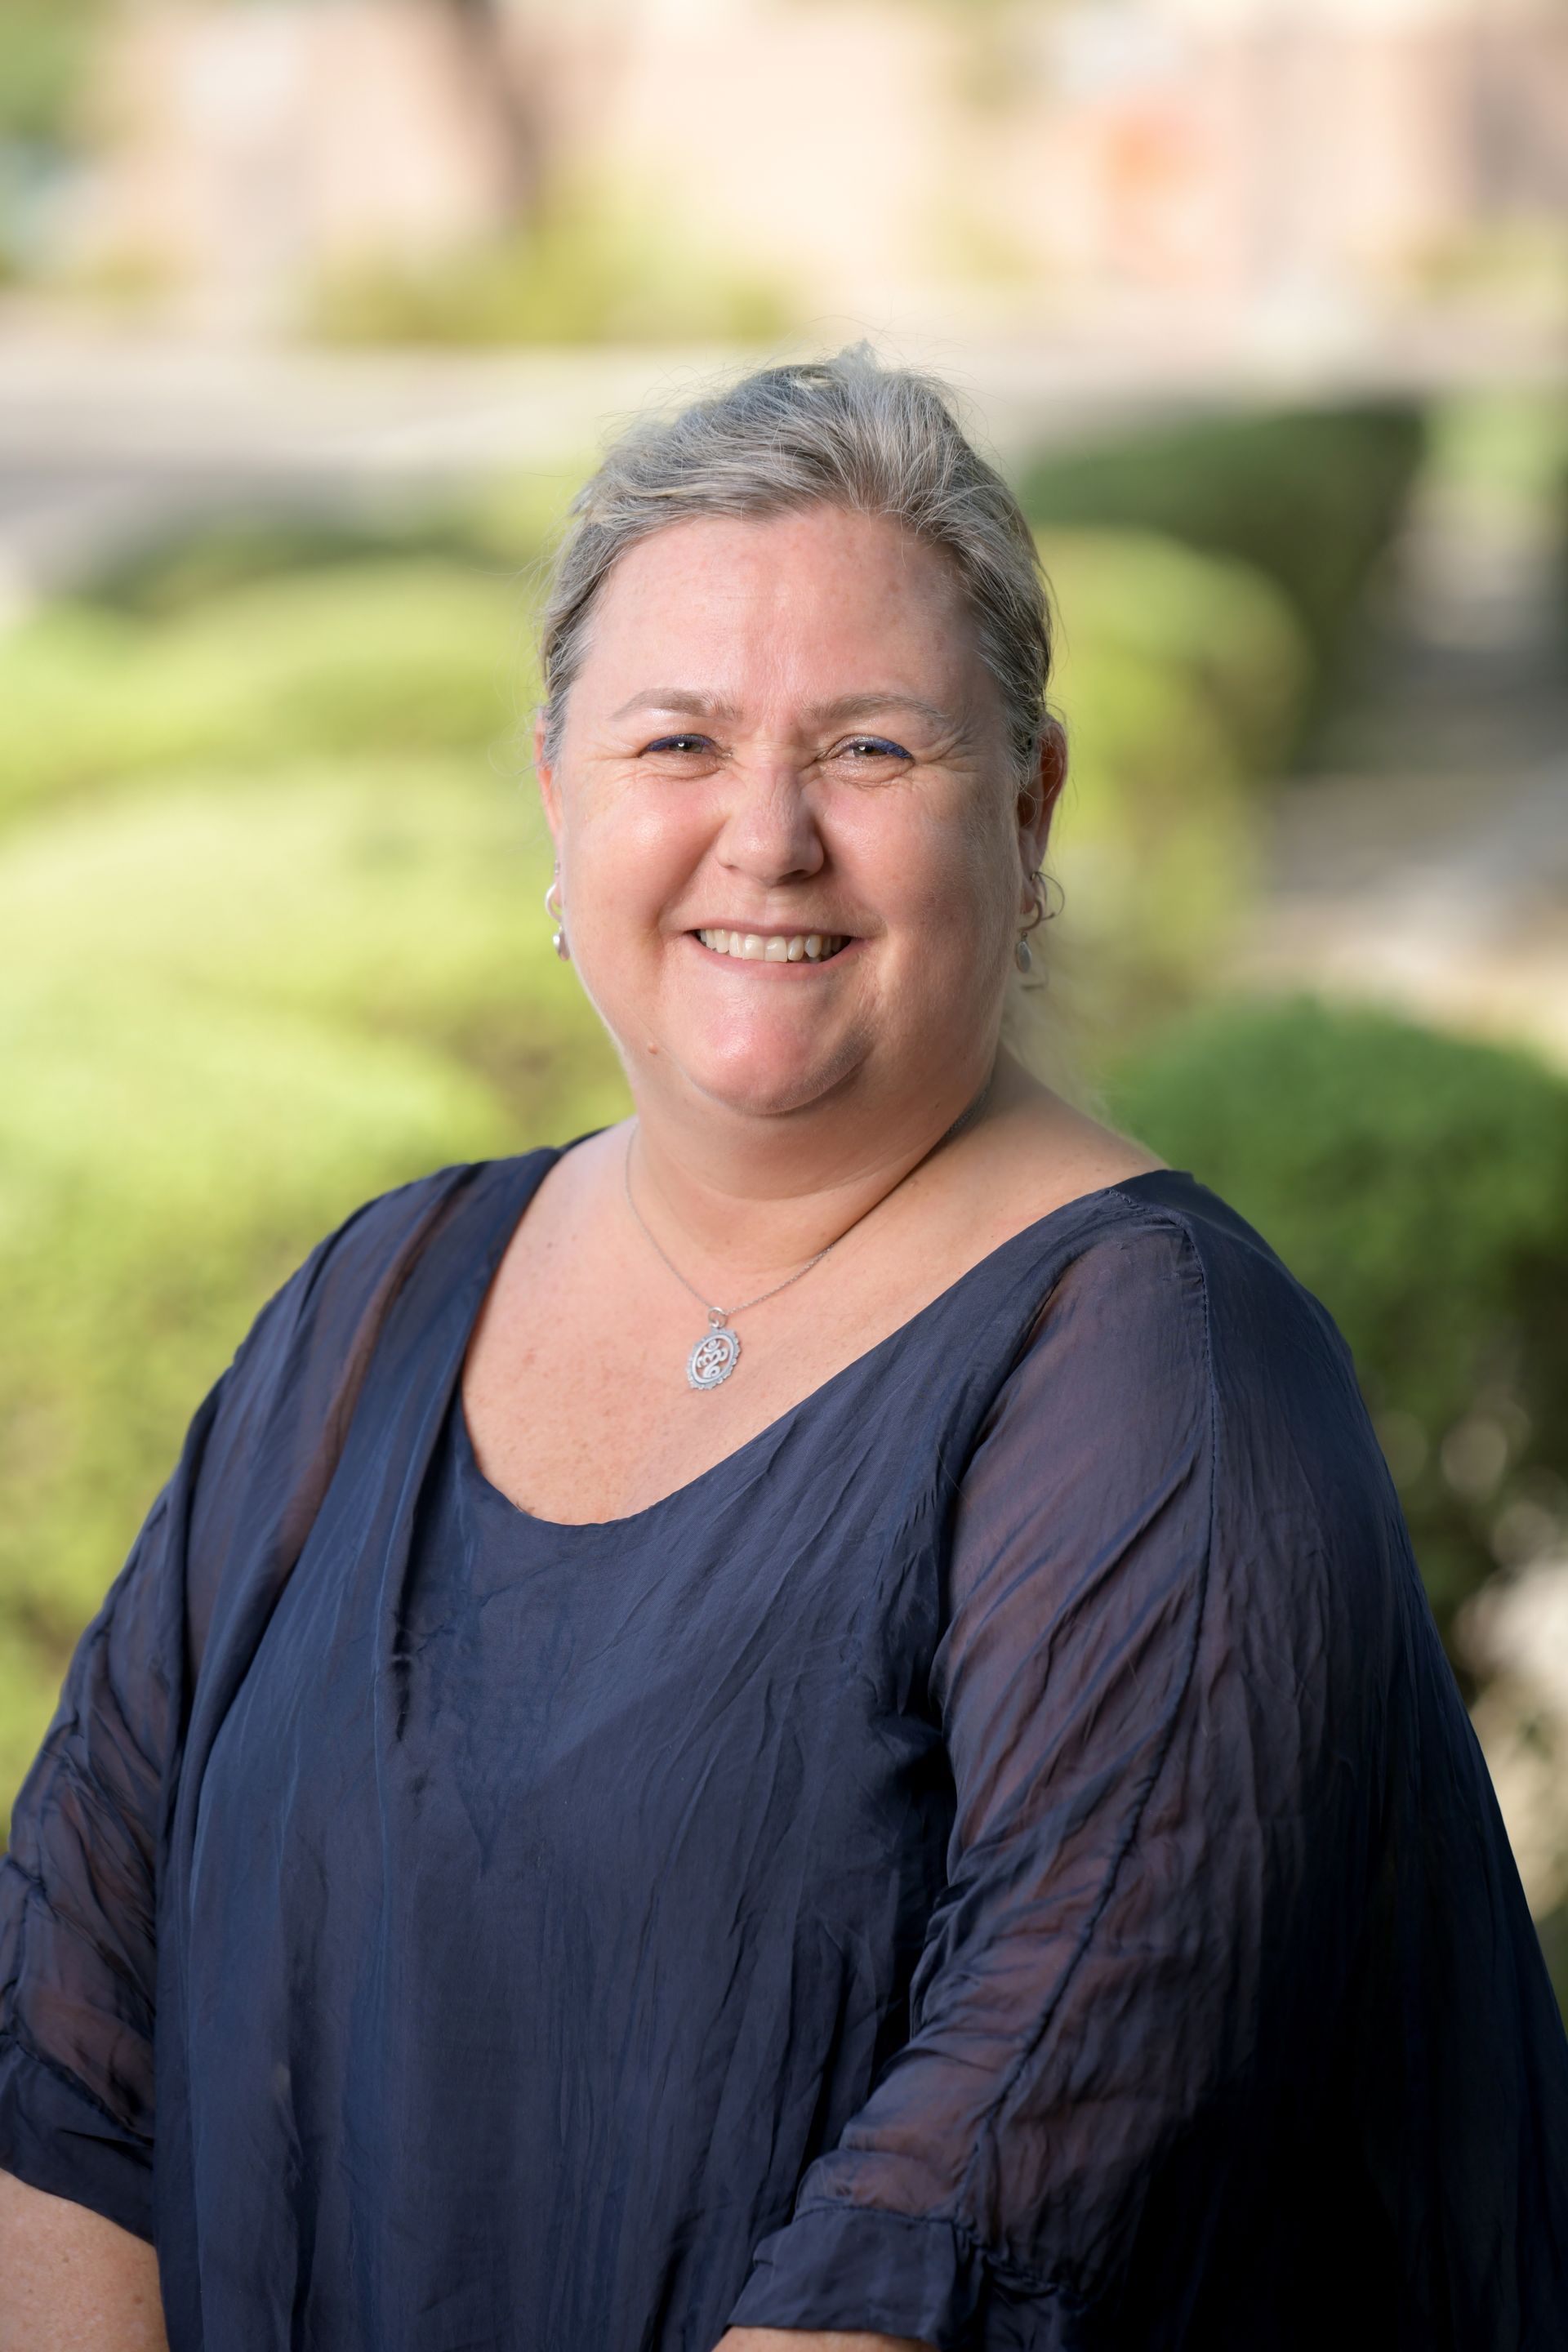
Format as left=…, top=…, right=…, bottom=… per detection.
left=579, top=506, right=982, bottom=703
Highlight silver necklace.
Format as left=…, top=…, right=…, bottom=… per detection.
left=621, top=1083, right=993, bottom=1392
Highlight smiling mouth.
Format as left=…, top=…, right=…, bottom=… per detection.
left=693, top=928, right=851, bottom=963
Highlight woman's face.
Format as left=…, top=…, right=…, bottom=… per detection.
left=537, top=503, right=1056, bottom=1125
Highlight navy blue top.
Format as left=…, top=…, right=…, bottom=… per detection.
left=2, top=1148, right=1566, bottom=2350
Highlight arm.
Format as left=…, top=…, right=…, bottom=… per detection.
left=0, top=1167, right=487, bottom=2336
left=0, top=1450, right=202, bottom=2331
left=724, top=1217, right=1385, bottom=2347
left=0, top=2168, right=167, bottom=2350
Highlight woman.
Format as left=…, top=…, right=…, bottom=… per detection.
left=2, top=350, right=1565, bottom=2352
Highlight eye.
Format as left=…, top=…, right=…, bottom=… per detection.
left=642, top=733, right=713, bottom=756
left=834, top=736, right=913, bottom=764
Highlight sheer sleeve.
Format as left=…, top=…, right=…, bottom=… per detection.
left=728, top=1210, right=1403, bottom=2348
left=0, top=1160, right=488, bottom=2242
left=0, top=1410, right=218, bottom=2240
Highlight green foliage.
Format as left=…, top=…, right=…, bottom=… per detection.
left=0, top=759, right=629, bottom=1820
left=310, top=199, right=796, bottom=348
left=0, top=560, right=534, bottom=827
left=1108, top=995, right=1568, bottom=1650
left=1021, top=402, right=1428, bottom=684
left=80, top=510, right=518, bottom=621
left=74, top=474, right=586, bottom=624
left=0, top=0, right=102, bottom=146
left=1045, top=528, right=1310, bottom=777
left=1042, top=532, right=1310, bottom=1028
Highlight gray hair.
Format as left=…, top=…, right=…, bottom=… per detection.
left=537, top=345, right=1054, bottom=780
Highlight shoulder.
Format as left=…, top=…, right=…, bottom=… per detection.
left=956, top=1170, right=1414, bottom=1670
left=1013, top=1169, right=1392, bottom=1532
left=212, top=1163, right=452, bottom=1417
left=234, top=1152, right=543, bottom=1388
left=1045, top=1169, right=1364, bottom=1405
left=192, top=1152, right=542, bottom=1509
left=174, top=1152, right=551, bottom=1668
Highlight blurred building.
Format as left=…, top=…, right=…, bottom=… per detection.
left=56, top=0, right=1568, bottom=342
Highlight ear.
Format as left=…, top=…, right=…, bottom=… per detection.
left=1018, top=715, right=1067, bottom=870
left=533, top=708, right=564, bottom=853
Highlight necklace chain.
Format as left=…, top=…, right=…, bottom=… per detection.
left=621, top=1076, right=995, bottom=1343
left=622, top=1138, right=835, bottom=1328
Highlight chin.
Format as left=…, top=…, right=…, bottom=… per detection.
left=680, top=1027, right=866, bottom=1121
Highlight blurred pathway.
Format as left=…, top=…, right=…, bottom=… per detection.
left=0, top=329, right=1160, bottom=619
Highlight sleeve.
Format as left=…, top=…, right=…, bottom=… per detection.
left=0, top=1162, right=481, bottom=2242
left=728, top=1215, right=1384, bottom=2349
left=0, top=1396, right=224, bottom=2241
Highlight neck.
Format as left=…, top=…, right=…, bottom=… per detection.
left=624, top=1045, right=1031, bottom=1290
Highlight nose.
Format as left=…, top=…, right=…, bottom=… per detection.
left=713, top=759, right=825, bottom=889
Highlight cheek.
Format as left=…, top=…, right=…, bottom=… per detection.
left=843, top=795, right=1012, bottom=946
left=567, top=787, right=703, bottom=927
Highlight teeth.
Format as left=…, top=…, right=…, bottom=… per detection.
left=695, top=929, right=846, bottom=961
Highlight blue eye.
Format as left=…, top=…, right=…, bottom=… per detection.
left=644, top=734, right=710, bottom=755
left=840, top=737, right=912, bottom=761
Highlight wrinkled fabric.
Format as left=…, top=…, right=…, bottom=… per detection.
left=2, top=1148, right=1566, bottom=2351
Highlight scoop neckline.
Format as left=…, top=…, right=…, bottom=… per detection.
left=452, top=1153, right=1196, bottom=1539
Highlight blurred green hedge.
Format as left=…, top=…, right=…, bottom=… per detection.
left=1021, top=402, right=1427, bottom=693
left=1109, top=994, right=1568, bottom=1655
left=1042, top=530, right=1309, bottom=1027
left=0, top=559, right=532, bottom=827
left=0, top=758, right=629, bottom=1817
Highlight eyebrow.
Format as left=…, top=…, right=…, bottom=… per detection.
left=609, top=688, right=962, bottom=733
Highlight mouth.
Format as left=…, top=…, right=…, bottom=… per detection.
left=691, top=927, right=853, bottom=964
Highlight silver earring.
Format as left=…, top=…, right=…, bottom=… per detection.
left=1014, top=869, right=1050, bottom=973
left=544, top=873, right=569, bottom=962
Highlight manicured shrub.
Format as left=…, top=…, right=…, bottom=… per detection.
left=82, top=510, right=511, bottom=618
left=1041, top=534, right=1309, bottom=1027
left=1021, top=403, right=1428, bottom=688
left=0, top=760, right=630, bottom=1829
left=1108, top=994, right=1568, bottom=1655
left=1044, top=528, right=1310, bottom=780
left=1048, top=636, right=1254, bottom=1030
left=0, top=561, right=532, bottom=826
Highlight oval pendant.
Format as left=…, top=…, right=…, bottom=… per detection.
left=688, top=1325, right=741, bottom=1391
